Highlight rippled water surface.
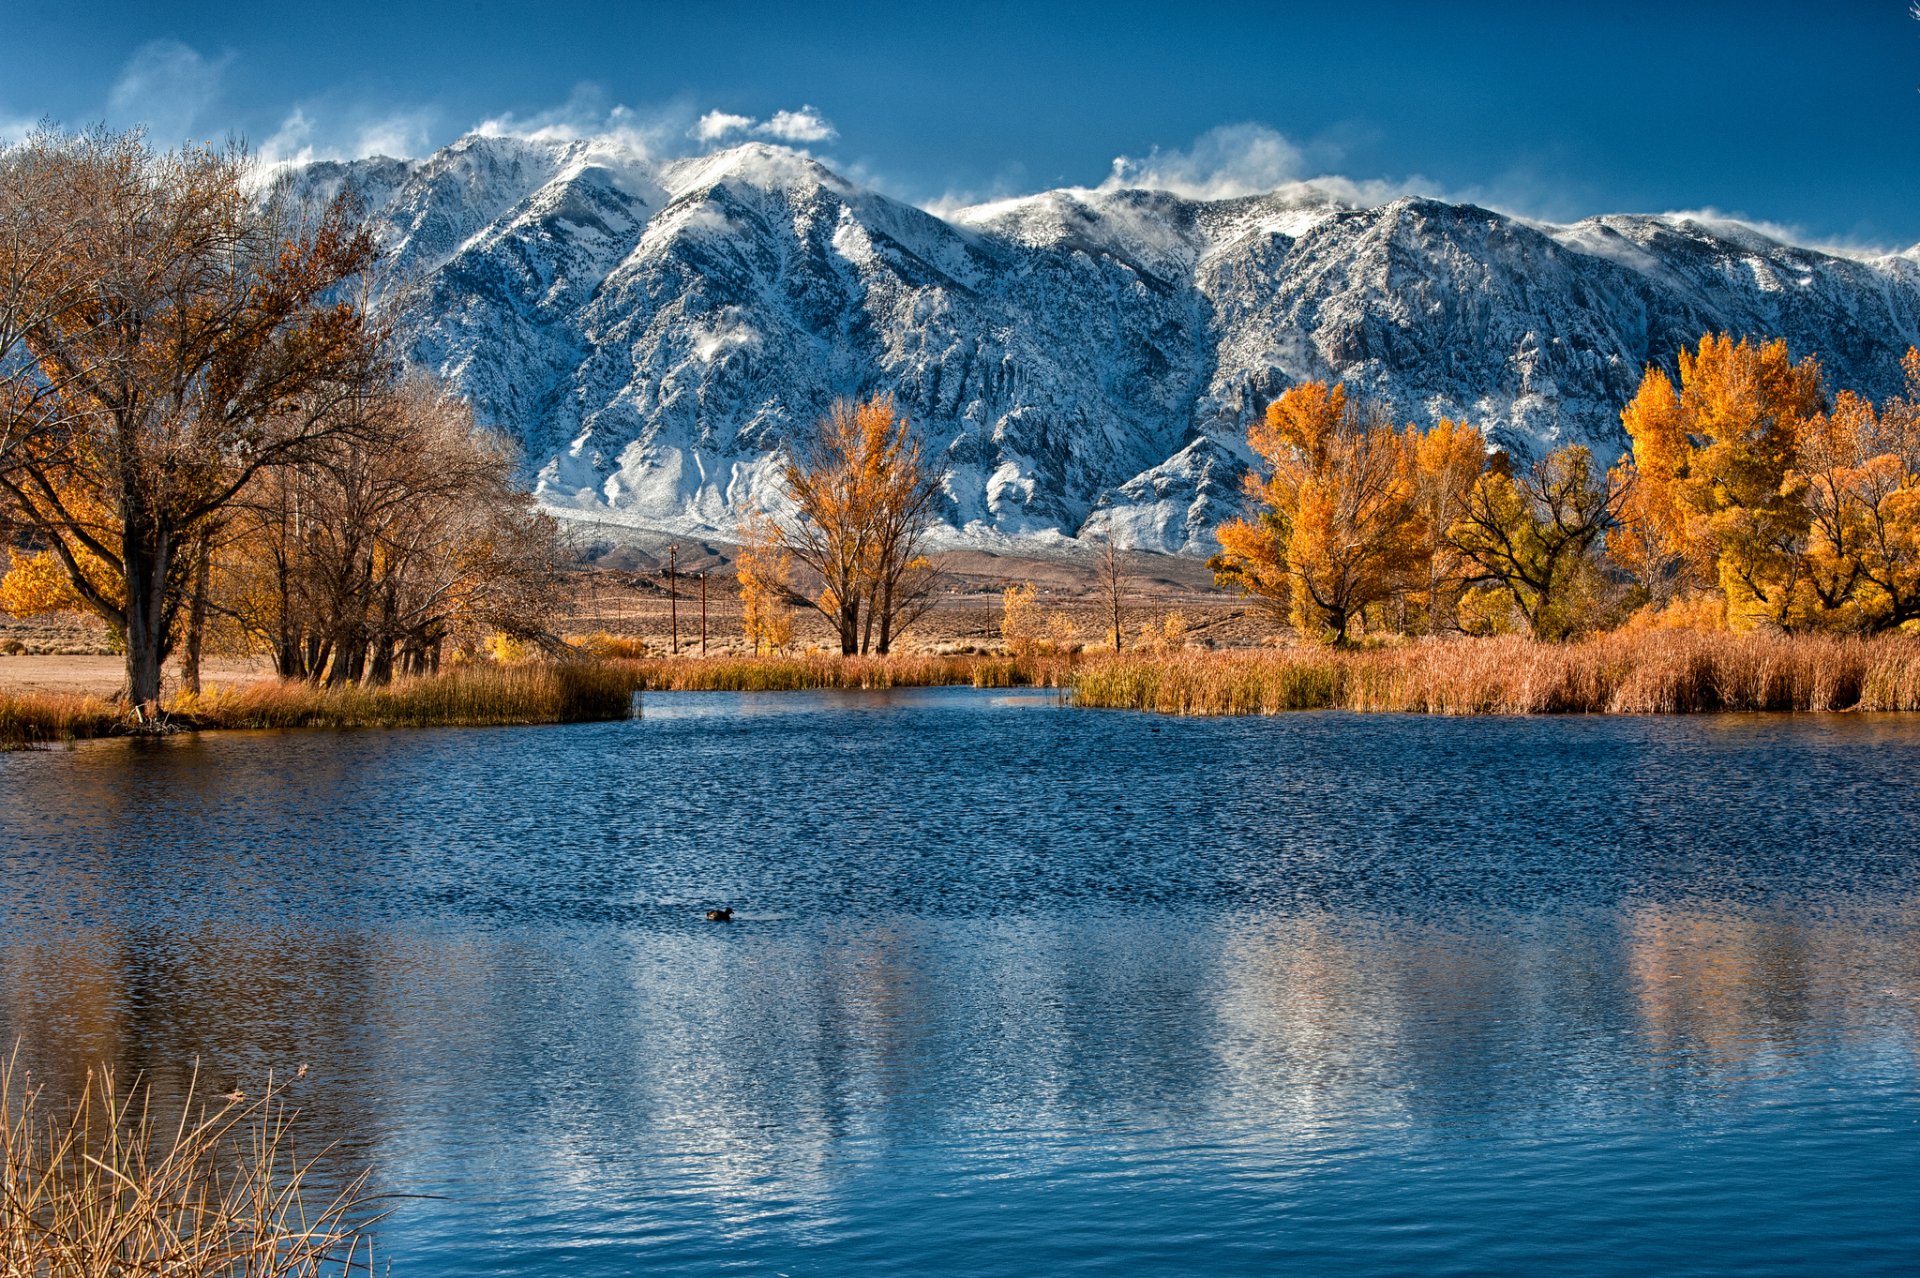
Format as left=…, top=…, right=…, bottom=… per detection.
left=3, top=689, right=1918, bottom=1276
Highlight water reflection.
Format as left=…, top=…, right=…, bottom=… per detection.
left=3, top=695, right=1919, bottom=1275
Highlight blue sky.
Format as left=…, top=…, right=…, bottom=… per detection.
left=5, top=0, right=1917, bottom=246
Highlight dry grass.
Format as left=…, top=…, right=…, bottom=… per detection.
left=1, top=663, right=636, bottom=747
left=1069, top=632, right=1920, bottom=716
left=614, top=652, right=1072, bottom=692
left=1, top=1054, right=382, bottom=1277
left=181, top=663, right=637, bottom=730
left=0, top=691, right=123, bottom=750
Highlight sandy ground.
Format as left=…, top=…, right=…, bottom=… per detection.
left=2, top=548, right=1280, bottom=698
left=0, top=654, right=274, bottom=699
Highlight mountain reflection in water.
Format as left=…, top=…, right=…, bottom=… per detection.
left=3, top=690, right=1916, bottom=1276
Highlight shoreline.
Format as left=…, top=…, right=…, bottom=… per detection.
left=9, top=631, right=1920, bottom=748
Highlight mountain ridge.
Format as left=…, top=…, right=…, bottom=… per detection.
left=284, top=135, right=1920, bottom=553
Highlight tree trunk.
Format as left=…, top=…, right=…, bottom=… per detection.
left=876, top=575, right=896, bottom=656
left=839, top=596, right=861, bottom=656
left=180, top=535, right=212, bottom=697
left=122, top=522, right=175, bottom=716
left=367, top=640, right=394, bottom=686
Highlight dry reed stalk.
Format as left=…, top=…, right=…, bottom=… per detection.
left=1, top=1053, right=383, bottom=1277
left=1068, top=632, right=1920, bottom=716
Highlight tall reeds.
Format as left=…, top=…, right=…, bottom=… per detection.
left=0, top=692, right=123, bottom=750
left=0, top=663, right=636, bottom=748
left=1068, top=632, right=1920, bottom=716
left=1, top=1055, right=382, bottom=1276
left=180, top=663, right=637, bottom=729
left=617, top=652, right=1070, bottom=692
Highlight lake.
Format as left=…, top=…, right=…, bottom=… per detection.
left=3, top=688, right=1917, bottom=1275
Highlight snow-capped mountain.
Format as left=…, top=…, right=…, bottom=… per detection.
left=288, top=134, right=1920, bottom=553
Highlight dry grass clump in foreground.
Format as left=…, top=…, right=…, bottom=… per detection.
left=618, top=652, right=1071, bottom=691
left=0, top=691, right=123, bottom=750
left=1, top=1054, right=382, bottom=1276
left=182, top=662, right=637, bottom=729
left=1069, top=632, right=1920, bottom=716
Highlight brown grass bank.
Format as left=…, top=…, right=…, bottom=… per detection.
left=1068, top=633, right=1920, bottom=716
left=1, top=663, right=636, bottom=748
left=0, top=690, right=124, bottom=750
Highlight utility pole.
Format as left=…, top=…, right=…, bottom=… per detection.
left=667, top=544, right=679, bottom=655
left=700, top=571, right=708, bottom=656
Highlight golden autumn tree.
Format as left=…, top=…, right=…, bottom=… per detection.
left=779, top=393, right=943, bottom=655
left=1400, top=416, right=1487, bottom=632
left=1448, top=445, right=1627, bottom=641
left=1616, top=335, right=1827, bottom=630
left=1789, top=356, right=1920, bottom=630
left=1212, top=381, right=1424, bottom=645
left=0, top=129, right=379, bottom=712
left=734, top=510, right=795, bottom=653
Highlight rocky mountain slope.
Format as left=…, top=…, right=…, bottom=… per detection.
left=288, top=134, right=1920, bottom=553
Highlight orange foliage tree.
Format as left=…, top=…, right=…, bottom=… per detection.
left=1213, top=382, right=1474, bottom=644
left=779, top=393, right=943, bottom=655
left=734, top=510, right=796, bottom=653
left=1615, top=334, right=1920, bottom=632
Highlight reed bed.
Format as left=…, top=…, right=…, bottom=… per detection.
left=0, top=691, right=123, bottom=750
left=618, top=652, right=1071, bottom=692
left=1069, top=632, right=1920, bottom=716
left=183, top=662, right=637, bottom=730
left=1, top=1055, right=382, bottom=1276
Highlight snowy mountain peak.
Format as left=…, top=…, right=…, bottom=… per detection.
left=311, top=136, right=1920, bottom=553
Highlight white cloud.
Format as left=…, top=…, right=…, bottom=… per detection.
left=688, top=104, right=838, bottom=148
left=106, top=39, right=231, bottom=145
left=474, top=87, right=697, bottom=162
left=257, top=108, right=317, bottom=168
left=758, top=106, right=835, bottom=143
left=693, top=110, right=754, bottom=143
left=353, top=109, right=436, bottom=159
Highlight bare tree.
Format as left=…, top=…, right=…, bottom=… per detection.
left=220, top=378, right=562, bottom=683
left=0, top=131, right=104, bottom=489
left=1096, top=534, right=1129, bottom=651
left=0, top=129, right=378, bottom=712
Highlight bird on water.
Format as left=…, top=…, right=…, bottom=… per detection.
left=706, top=908, right=733, bottom=922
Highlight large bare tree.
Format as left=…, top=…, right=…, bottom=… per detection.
left=0, top=129, right=378, bottom=712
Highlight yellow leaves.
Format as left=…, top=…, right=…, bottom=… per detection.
left=484, top=632, right=536, bottom=664
left=999, top=581, right=1077, bottom=658
left=781, top=392, right=943, bottom=654
left=735, top=510, right=795, bottom=654
left=1619, top=336, right=1920, bottom=632
left=1250, top=380, right=1346, bottom=468
left=1, top=551, right=84, bottom=616
left=1216, top=381, right=1442, bottom=644
left=0, top=547, right=116, bottom=616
